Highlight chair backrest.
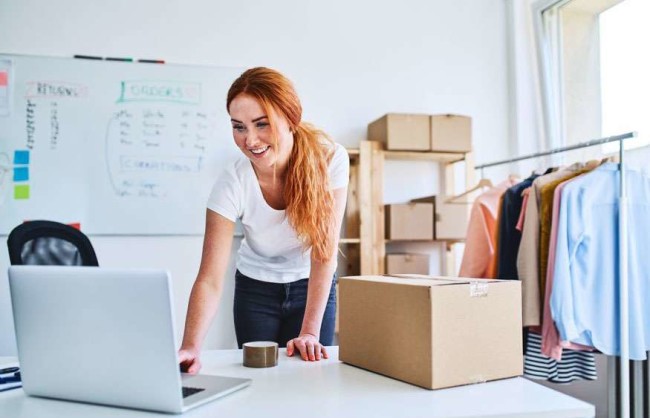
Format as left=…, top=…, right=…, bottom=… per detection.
left=7, top=221, right=99, bottom=266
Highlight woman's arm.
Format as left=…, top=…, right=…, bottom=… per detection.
left=287, top=186, right=348, bottom=361
left=178, top=210, right=235, bottom=373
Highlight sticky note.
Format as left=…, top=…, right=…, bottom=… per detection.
left=14, top=150, right=29, bottom=164
left=14, top=185, right=30, bottom=199
left=0, top=71, right=7, bottom=87
left=13, top=167, right=29, bottom=181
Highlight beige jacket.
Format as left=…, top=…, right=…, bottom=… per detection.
left=517, top=164, right=584, bottom=327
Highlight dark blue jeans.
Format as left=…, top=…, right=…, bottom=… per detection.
left=233, top=270, right=337, bottom=348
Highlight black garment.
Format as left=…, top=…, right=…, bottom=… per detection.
left=496, top=174, right=539, bottom=280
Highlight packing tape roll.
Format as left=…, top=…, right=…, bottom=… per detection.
left=243, top=341, right=279, bottom=368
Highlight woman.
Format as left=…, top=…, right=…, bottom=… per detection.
left=178, top=67, right=349, bottom=372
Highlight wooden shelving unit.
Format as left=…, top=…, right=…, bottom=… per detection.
left=339, top=238, right=361, bottom=244
left=383, top=150, right=465, bottom=163
left=341, top=141, right=474, bottom=276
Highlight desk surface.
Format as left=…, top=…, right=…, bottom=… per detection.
left=0, top=347, right=594, bottom=418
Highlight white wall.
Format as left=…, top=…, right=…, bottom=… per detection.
left=0, top=0, right=511, bottom=355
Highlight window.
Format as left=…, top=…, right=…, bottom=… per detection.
left=534, top=0, right=648, bottom=156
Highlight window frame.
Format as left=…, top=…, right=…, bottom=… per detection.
left=532, top=0, right=572, bottom=151
left=532, top=0, right=644, bottom=156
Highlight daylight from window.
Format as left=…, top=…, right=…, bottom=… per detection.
left=600, top=0, right=650, bottom=152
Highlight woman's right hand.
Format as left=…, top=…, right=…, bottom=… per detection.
left=178, top=347, right=201, bottom=375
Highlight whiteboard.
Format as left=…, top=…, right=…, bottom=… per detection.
left=0, top=54, right=243, bottom=234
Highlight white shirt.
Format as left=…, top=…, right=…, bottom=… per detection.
left=207, top=142, right=349, bottom=283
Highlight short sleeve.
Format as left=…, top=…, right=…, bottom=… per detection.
left=206, top=164, right=242, bottom=222
left=328, top=143, right=350, bottom=190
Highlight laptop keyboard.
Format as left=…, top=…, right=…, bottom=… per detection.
left=182, top=386, right=206, bottom=398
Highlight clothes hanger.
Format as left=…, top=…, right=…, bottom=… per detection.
left=445, top=177, right=494, bottom=203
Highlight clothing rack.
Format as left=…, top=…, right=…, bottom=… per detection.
left=475, top=132, right=635, bottom=170
left=475, top=131, right=638, bottom=418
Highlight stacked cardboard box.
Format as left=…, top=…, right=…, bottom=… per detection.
left=368, top=113, right=472, bottom=152
left=384, top=203, right=433, bottom=240
left=385, top=198, right=470, bottom=241
left=430, top=114, right=472, bottom=153
left=411, top=195, right=471, bottom=240
left=385, top=254, right=430, bottom=275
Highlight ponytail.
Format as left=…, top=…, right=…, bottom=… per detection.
left=284, top=123, right=335, bottom=262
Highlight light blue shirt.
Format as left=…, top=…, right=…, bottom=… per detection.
left=550, top=163, right=650, bottom=360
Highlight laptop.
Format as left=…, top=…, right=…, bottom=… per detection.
left=8, top=265, right=251, bottom=414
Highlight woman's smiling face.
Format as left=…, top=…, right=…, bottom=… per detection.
left=229, top=93, right=294, bottom=174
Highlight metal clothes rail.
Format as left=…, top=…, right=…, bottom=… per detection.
left=475, top=131, right=639, bottom=418
left=475, top=132, right=635, bottom=170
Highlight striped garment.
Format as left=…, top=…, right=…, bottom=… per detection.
left=524, top=331, right=597, bottom=383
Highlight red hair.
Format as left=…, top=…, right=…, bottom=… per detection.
left=227, top=67, right=336, bottom=262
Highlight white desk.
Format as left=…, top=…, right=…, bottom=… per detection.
left=0, top=347, right=594, bottom=417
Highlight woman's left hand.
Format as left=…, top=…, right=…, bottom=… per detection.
left=286, top=333, right=328, bottom=361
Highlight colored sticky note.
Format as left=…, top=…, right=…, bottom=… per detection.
left=0, top=71, right=7, bottom=87
left=14, top=150, right=29, bottom=164
left=14, top=185, right=30, bottom=199
left=13, top=167, right=29, bottom=182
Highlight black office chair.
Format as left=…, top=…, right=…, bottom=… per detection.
left=7, top=220, right=99, bottom=266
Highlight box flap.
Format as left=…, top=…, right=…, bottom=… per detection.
left=341, top=275, right=464, bottom=287
left=392, top=274, right=519, bottom=284
left=341, top=274, right=516, bottom=286
left=339, top=277, right=519, bottom=299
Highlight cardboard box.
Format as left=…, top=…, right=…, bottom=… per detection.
left=386, top=254, right=430, bottom=275
left=430, top=114, right=472, bottom=153
left=411, top=195, right=470, bottom=240
left=385, top=203, right=434, bottom=240
left=368, top=113, right=430, bottom=151
left=339, top=275, right=523, bottom=390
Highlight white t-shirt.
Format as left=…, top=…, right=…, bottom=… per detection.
left=207, top=142, right=349, bottom=283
